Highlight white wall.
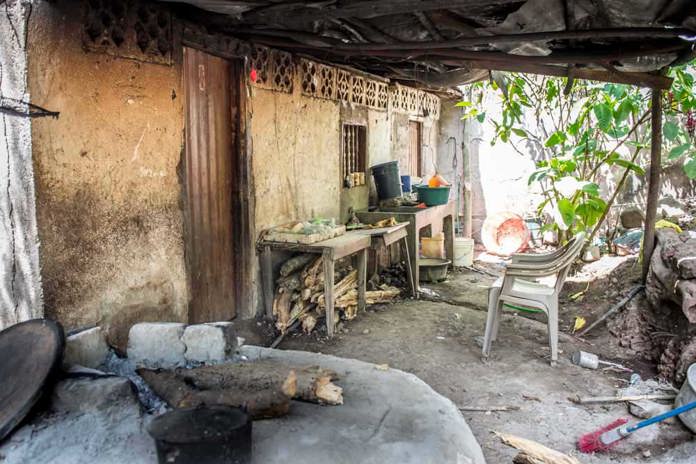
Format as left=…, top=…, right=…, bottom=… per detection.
left=0, top=0, right=43, bottom=329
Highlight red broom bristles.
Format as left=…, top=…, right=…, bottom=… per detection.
left=577, top=417, right=629, bottom=453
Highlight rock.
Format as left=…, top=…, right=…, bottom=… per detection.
left=629, top=400, right=674, bottom=423
left=63, top=327, right=109, bottom=369
left=127, top=322, right=186, bottom=367
left=182, top=322, right=237, bottom=363
left=659, top=197, right=688, bottom=221
left=621, top=207, right=645, bottom=229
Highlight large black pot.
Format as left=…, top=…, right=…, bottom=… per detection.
left=148, top=405, right=252, bottom=464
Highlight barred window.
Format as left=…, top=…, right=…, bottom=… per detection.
left=342, top=124, right=367, bottom=188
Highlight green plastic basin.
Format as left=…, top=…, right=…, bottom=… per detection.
left=415, top=185, right=451, bottom=206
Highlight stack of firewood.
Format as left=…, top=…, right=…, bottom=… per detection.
left=272, top=254, right=401, bottom=334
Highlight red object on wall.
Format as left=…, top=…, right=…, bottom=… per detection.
left=249, top=68, right=258, bottom=83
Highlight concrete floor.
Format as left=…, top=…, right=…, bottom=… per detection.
left=280, top=270, right=696, bottom=463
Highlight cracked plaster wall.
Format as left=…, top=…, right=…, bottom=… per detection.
left=0, top=0, right=43, bottom=330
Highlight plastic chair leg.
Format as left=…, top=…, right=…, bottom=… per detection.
left=547, top=300, right=559, bottom=365
left=482, top=290, right=500, bottom=358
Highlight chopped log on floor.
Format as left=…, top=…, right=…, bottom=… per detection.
left=295, top=366, right=343, bottom=405
left=138, top=361, right=298, bottom=419
left=139, top=361, right=343, bottom=419
left=495, top=432, right=581, bottom=464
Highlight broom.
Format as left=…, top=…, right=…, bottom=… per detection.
left=577, top=399, right=696, bottom=453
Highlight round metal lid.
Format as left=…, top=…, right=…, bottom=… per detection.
left=0, top=319, right=64, bottom=442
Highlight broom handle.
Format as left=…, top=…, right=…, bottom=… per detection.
left=627, top=400, right=696, bottom=433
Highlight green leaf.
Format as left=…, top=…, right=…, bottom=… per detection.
left=581, top=182, right=600, bottom=197
left=669, top=143, right=691, bottom=160
left=545, top=131, right=567, bottom=147
left=455, top=101, right=472, bottom=107
left=511, top=128, right=527, bottom=138
left=684, top=158, right=696, bottom=179
left=476, top=112, right=486, bottom=123
left=556, top=198, right=576, bottom=228
left=663, top=121, right=680, bottom=141
left=614, top=159, right=646, bottom=176
left=614, top=100, right=633, bottom=123
left=593, top=103, right=613, bottom=130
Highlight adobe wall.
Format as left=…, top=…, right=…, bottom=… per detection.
left=27, top=1, right=188, bottom=336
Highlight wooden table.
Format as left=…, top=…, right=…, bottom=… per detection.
left=356, top=202, right=455, bottom=287
left=354, top=223, right=416, bottom=297
left=259, top=231, right=371, bottom=337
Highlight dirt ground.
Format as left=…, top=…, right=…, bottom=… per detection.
left=272, top=261, right=696, bottom=463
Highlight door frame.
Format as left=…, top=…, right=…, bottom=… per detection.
left=181, top=45, right=255, bottom=320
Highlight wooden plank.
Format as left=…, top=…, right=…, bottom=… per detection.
left=643, top=90, right=663, bottom=280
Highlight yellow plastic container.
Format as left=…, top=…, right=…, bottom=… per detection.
left=421, top=233, right=445, bottom=259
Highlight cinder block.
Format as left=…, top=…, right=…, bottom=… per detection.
left=182, top=322, right=237, bottom=363
left=63, top=327, right=110, bottom=369
left=127, top=322, right=186, bottom=367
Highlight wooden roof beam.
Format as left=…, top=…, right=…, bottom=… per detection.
left=242, top=0, right=523, bottom=23
left=332, top=27, right=696, bottom=51
left=450, top=60, right=672, bottom=89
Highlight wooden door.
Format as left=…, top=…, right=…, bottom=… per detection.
left=183, top=47, right=238, bottom=323
left=408, top=121, right=422, bottom=177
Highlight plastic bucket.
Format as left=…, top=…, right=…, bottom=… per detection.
left=371, top=161, right=402, bottom=200
left=400, top=175, right=412, bottom=193
left=453, top=237, right=474, bottom=267
left=148, top=405, right=252, bottom=464
left=676, top=363, right=696, bottom=433
left=415, top=185, right=451, bottom=206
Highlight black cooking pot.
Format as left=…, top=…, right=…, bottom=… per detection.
left=148, top=405, right=252, bottom=464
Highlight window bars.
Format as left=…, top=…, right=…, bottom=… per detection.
left=342, top=124, right=367, bottom=188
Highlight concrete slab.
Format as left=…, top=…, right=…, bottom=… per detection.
left=241, top=346, right=486, bottom=464
left=0, top=349, right=486, bottom=464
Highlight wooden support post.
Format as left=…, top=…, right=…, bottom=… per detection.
left=642, top=90, right=662, bottom=281
left=357, top=249, right=367, bottom=312
left=262, top=245, right=274, bottom=319
left=323, top=252, right=336, bottom=336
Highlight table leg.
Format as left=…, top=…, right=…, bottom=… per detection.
left=406, top=222, right=419, bottom=292
left=358, top=248, right=367, bottom=312
left=444, top=214, right=454, bottom=266
left=323, top=253, right=335, bottom=337
left=261, top=245, right=274, bottom=319
left=400, top=237, right=416, bottom=297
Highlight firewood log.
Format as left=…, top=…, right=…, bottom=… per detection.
left=317, top=270, right=357, bottom=306
left=138, top=361, right=343, bottom=418
left=280, top=254, right=315, bottom=277
left=294, top=366, right=343, bottom=405
left=274, top=291, right=292, bottom=332
left=138, top=362, right=298, bottom=419
left=335, top=288, right=401, bottom=308
left=276, top=272, right=302, bottom=291
left=301, top=313, right=317, bottom=333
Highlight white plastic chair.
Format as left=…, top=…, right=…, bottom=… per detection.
left=482, top=232, right=586, bottom=365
